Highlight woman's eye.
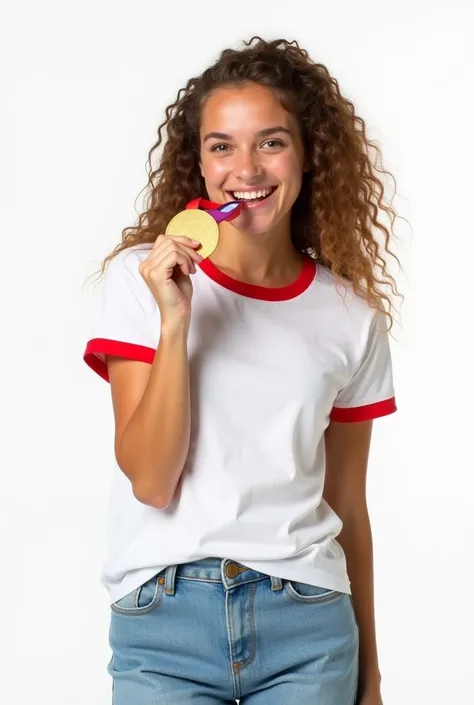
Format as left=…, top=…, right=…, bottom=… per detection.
left=264, top=139, right=284, bottom=149
left=210, top=144, right=230, bottom=153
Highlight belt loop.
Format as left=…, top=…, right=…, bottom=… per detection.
left=164, top=565, right=177, bottom=596
left=271, top=575, right=283, bottom=591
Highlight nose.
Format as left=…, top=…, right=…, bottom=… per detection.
left=234, top=148, right=263, bottom=182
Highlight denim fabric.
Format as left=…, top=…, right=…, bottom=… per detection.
left=108, top=557, right=359, bottom=704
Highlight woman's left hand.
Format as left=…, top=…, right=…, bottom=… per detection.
left=357, top=686, right=383, bottom=705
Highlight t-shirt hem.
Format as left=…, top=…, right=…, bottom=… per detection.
left=105, top=566, right=169, bottom=606
left=330, top=396, right=397, bottom=423
left=237, top=559, right=351, bottom=594
left=84, top=338, right=156, bottom=382
left=104, top=561, right=351, bottom=605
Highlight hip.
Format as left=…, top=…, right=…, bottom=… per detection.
left=108, top=557, right=359, bottom=703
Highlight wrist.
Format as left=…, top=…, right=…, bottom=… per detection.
left=358, top=667, right=382, bottom=692
left=160, top=319, right=189, bottom=343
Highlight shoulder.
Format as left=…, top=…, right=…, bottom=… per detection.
left=315, top=265, right=375, bottom=318
left=101, top=244, right=153, bottom=293
left=98, top=244, right=156, bottom=311
left=104, top=244, right=153, bottom=278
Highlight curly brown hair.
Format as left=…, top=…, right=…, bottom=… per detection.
left=97, top=36, right=403, bottom=329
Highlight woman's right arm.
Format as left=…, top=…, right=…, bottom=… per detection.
left=108, top=321, right=190, bottom=510
left=107, top=233, right=202, bottom=509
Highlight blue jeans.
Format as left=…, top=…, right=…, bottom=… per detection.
left=108, top=557, right=359, bottom=704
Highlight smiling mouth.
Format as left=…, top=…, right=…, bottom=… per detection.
left=228, top=186, right=278, bottom=203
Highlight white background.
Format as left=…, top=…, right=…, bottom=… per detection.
left=2, top=1, right=473, bottom=703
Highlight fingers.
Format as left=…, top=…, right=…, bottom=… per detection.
left=153, top=234, right=202, bottom=258
left=152, top=240, right=200, bottom=274
left=156, top=249, right=195, bottom=277
left=140, top=249, right=194, bottom=279
left=139, top=235, right=201, bottom=281
left=150, top=236, right=203, bottom=266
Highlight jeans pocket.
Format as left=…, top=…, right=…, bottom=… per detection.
left=284, top=580, right=342, bottom=604
left=111, top=571, right=165, bottom=616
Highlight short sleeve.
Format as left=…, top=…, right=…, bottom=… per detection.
left=83, top=246, right=159, bottom=382
left=330, top=308, right=397, bottom=423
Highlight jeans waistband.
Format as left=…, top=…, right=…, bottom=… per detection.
left=163, top=557, right=283, bottom=596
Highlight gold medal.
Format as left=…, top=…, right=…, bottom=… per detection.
left=165, top=209, right=219, bottom=259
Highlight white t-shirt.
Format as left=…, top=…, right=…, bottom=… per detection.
left=84, top=244, right=397, bottom=605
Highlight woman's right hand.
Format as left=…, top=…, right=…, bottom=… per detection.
left=138, top=234, right=203, bottom=328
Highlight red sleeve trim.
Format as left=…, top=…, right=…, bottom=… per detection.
left=83, top=338, right=156, bottom=382
left=330, top=397, right=397, bottom=423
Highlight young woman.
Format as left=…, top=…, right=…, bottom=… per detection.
left=84, top=36, right=400, bottom=705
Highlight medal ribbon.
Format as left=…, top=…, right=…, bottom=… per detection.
left=186, top=197, right=242, bottom=223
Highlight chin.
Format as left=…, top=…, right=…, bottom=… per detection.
left=240, top=210, right=290, bottom=236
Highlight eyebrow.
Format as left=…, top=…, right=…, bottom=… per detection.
left=203, top=126, right=292, bottom=143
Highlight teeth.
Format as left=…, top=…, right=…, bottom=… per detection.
left=232, top=188, right=273, bottom=201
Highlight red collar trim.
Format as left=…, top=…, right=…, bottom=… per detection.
left=198, top=256, right=317, bottom=301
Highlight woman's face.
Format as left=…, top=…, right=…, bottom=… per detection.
left=199, top=82, right=305, bottom=237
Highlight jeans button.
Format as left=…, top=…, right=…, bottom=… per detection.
left=226, top=562, right=240, bottom=579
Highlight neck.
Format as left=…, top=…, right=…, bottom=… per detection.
left=210, top=217, right=305, bottom=287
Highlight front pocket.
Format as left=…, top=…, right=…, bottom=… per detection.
left=284, top=580, right=342, bottom=604
left=111, top=572, right=165, bottom=616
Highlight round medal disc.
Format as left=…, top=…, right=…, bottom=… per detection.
left=165, top=209, right=219, bottom=259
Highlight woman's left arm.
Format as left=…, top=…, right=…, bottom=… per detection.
left=324, top=418, right=383, bottom=705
